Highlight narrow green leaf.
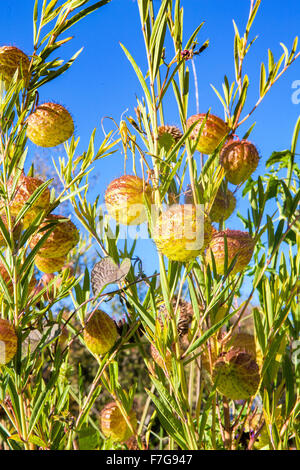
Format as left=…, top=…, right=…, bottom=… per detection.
left=260, top=62, right=266, bottom=96
left=146, top=389, right=187, bottom=449
left=291, top=115, right=300, bottom=155
left=120, top=43, right=152, bottom=110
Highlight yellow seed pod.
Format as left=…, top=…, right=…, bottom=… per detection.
left=206, top=229, right=255, bottom=275
left=100, top=402, right=137, bottom=442
left=212, top=349, right=260, bottom=400
left=187, top=113, right=229, bottom=154
left=30, top=214, right=79, bottom=258
left=105, top=175, right=152, bottom=225
left=84, top=310, right=119, bottom=356
left=0, top=46, right=30, bottom=88
left=35, top=255, right=67, bottom=274
left=4, top=172, right=50, bottom=228
left=0, top=318, right=18, bottom=364
left=26, top=103, right=74, bottom=147
left=153, top=204, right=213, bottom=262
left=220, top=139, right=259, bottom=185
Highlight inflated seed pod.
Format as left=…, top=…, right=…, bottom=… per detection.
left=212, top=349, right=260, bottom=400
left=30, top=214, right=79, bottom=258
left=100, top=402, right=137, bottom=442
left=187, top=113, right=229, bottom=154
left=153, top=204, right=212, bottom=262
left=105, top=175, right=152, bottom=226
left=220, top=139, right=259, bottom=185
left=206, top=229, right=254, bottom=275
left=35, top=254, right=67, bottom=274
left=0, top=46, right=30, bottom=88
left=4, top=172, right=50, bottom=228
left=26, top=103, right=74, bottom=147
left=84, top=310, right=119, bottom=356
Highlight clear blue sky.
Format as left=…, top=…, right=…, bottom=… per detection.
left=1, top=0, right=299, bottom=291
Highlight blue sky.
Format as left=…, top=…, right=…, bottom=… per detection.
left=1, top=0, right=299, bottom=290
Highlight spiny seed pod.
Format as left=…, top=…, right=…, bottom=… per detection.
left=206, top=229, right=254, bottom=275
left=185, top=184, right=236, bottom=223
left=84, top=310, right=119, bottom=356
left=35, top=255, right=67, bottom=274
left=220, top=140, right=259, bottom=185
left=157, top=125, right=183, bottom=151
left=153, top=204, right=213, bottom=262
left=0, top=318, right=17, bottom=364
left=4, top=172, right=50, bottom=228
left=26, top=103, right=74, bottom=148
left=0, top=46, right=30, bottom=88
left=125, top=435, right=147, bottom=450
left=187, top=113, right=229, bottom=154
left=30, top=214, right=79, bottom=258
left=212, top=349, right=260, bottom=400
left=158, top=297, right=193, bottom=350
left=105, top=175, right=152, bottom=225
left=100, top=402, right=137, bottom=442
left=0, top=214, right=21, bottom=247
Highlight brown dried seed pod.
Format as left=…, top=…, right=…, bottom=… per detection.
left=186, top=113, right=229, bottom=154
left=0, top=46, right=30, bottom=88
left=212, top=348, right=260, bottom=400
left=158, top=297, right=194, bottom=334
left=0, top=318, right=18, bottom=364
left=30, top=214, right=79, bottom=258
left=206, top=229, right=255, bottom=275
left=157, top=125, right=183, bottom=151
left=100, top=402, right=137, bottom=442
left=153, top=204, right=213, bottom=262
left=3, top=172, right=51, bottom=228
left=220, top=139, right=259, bottom=185
left=105, top=175, right=153, bottom=226
left=26, top=103, right=74, bottom=147
left=125, top=435, right=147, bottom=450
left=84, top=310, right=119, bottom=356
